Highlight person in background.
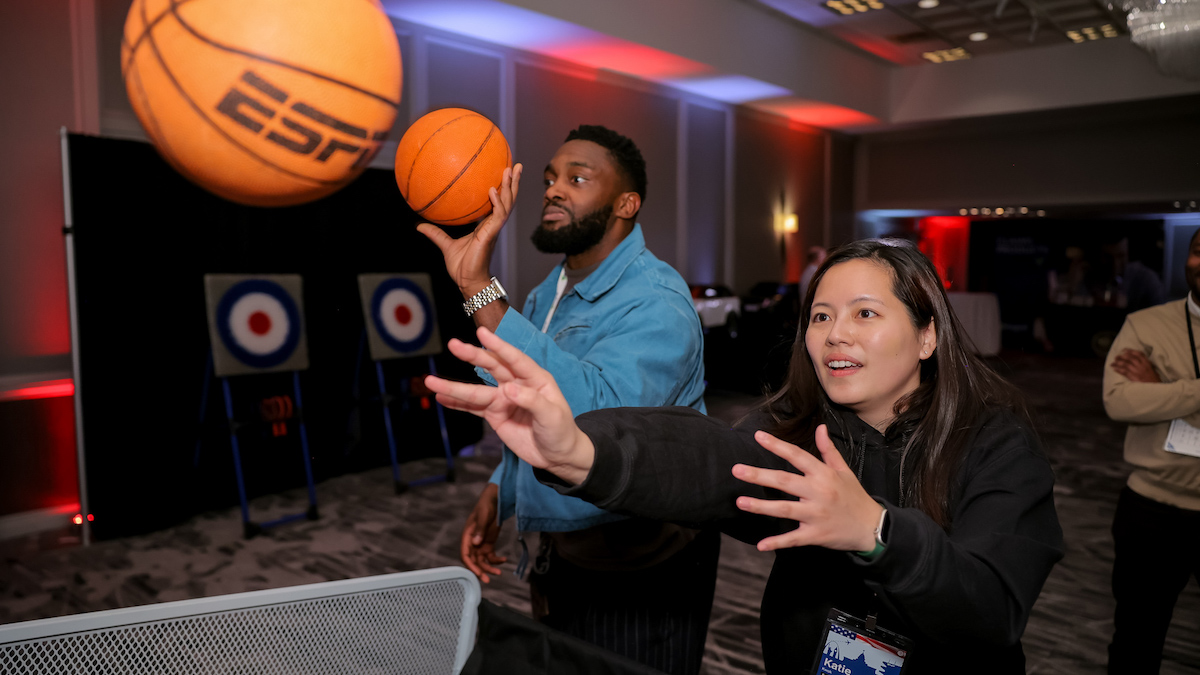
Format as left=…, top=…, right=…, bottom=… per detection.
left=798, top=244, right=827, bottom=302
left=1103, top=227, right=1200, bottom=674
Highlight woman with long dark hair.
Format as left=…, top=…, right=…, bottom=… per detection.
left=428, top=239, right=1064, bottom=674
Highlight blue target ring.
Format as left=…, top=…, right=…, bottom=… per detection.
left=371, top=278, right=435, bottom=353
left=216, top=279, right=303, bottom=369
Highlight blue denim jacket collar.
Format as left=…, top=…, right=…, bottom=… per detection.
left=570, top=223, right=645, bottom=303
left=487, top=221, right=706, bottom=535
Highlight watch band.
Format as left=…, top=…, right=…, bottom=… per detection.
left=463, top=277, right=507, bottom=317
left=856, top=507, right=888, bottom=560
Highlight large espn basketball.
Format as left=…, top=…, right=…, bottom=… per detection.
left=395, top=108, right=512, bottom=226
left=121, top=0, right=402, bottom=207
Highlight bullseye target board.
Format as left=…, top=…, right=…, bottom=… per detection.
left=204, top=274, right=310, bottom=377
left=357, top=273, right=442, bottom=360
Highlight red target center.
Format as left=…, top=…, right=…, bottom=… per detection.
left=248, top=311, right=272, bottom=335
left=394, top=305, right=413, bottom=325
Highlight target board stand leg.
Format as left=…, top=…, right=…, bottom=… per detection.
left=376, top=361, right=406, bottom=495
left=342, top=330, right=369, bottom=457
left=292, top=371, right=320, bottom=521
left=402, top=357, right=452, bottom=488
left=195, top=352, right=214, bottom=468
left=428, top=355, right=456, bottom=483
left=221, top=378, right=259, bottom=540
left=204, top=273, right=315, bottom=537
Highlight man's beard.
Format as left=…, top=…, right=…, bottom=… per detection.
left=531, top=204, right=612, bottom=256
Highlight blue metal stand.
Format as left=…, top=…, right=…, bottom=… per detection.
left=194, top=353, right=213, bottom=468
left=361, top=334, right=455, bottom=493
left=204, top=371, right=320, bottom=539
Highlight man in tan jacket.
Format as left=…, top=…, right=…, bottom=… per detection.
left=1103, top=227, right=1200, bottom=675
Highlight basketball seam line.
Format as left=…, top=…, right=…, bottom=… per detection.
left=454, top=198, right=493, bottom=224
left=127, top=45, right=172, bottom=157
left=130, top=0, right=206, bottom=184
left=141, top=0, right=336, bottom=188
left=413, top=124, right=496, bottom=215
left=402, top=112, right=474, bottom=193
left=167, top=0, right=400, bottom=110
left=122, top=0, right=201, bottom=75
left=423, top=130, right=506, bottom=221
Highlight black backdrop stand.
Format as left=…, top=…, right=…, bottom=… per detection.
left=65, top=133, right=482, bottom=540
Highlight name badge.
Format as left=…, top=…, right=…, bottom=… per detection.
left=811, top=608, right=914, bottom=675
left=1164, top=418, right=1200, bottom=459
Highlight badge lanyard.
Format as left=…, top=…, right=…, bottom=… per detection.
left=1187, top=302, right=1200, bottom=379
left=540, top=268, right=569, bottom=334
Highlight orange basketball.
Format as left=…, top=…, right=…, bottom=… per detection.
left=121, top=0, right=402, bottom=207
left=394, top=108, right=512, bottom=226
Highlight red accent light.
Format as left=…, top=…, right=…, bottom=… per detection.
left=540, top=39, right=713, bottom=79
left=395, top=305, right=412, bottom=325
left=827, top=28, right=912, bottom=64
left=772, top=102, right=879, bottom=130
left=87, top=513, right=94, bottom=521
left=0, top=379, right=75, bottom=403
left=918, top=217, right=971, bottom=290
left=73, top=514, right=83, bottom=525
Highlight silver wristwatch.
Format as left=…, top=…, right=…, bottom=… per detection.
left=463, top=277, right=508, bottom=317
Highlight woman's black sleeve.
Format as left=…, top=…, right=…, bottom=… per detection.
left=853, top=413, right=1065, bottom=646
left=534, top=405, right=795, bottom=545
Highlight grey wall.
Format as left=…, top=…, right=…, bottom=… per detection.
left=686, top=103, right=727, bottom=286
left=858, top=94, right=1200, bottom=211
left=733, top=110, right=829, bottom=293
left=513, top=62, right=681, bottom=299
left=0, top=1, right=78, bottom=380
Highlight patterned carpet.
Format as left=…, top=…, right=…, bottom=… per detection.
left=1, top=353, right=1198, bottom=674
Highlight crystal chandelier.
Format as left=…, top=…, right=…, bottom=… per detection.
left=1113, top=0, right=1200, bottom=80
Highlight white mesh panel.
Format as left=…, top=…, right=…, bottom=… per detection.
left=0, top=578, right=469, bottom=674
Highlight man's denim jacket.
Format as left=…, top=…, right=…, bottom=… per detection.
left=477, top=225, right=707, bottom=533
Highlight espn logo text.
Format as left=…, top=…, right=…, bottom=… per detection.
left=216, top=70, right=390, bottom=169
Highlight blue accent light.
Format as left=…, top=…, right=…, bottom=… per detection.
left=382, top=0, right=593, bottom=50
left=661, top=75, right=792, bottom=103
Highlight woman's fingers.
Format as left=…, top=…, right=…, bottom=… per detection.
left=814, top=425, right=852, bottom=473
left=754, top=529, right=812, bottom=552
left=501, top=380, right=571, bottom=427
left=735, top=495, right=803, bottom=520
left=477, top=327, right=558, bottom=385
left=426, top=376, right=496, bottom=410
left=445, top=337, right=514, bottom=382
left=754, top=430, right=823, bottom=474
left=732, top=463, right=808, bottom=498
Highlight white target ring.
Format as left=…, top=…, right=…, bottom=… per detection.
left=228, top=292, right=291, bottom=355
left=370, top=277, right=435, bottom=353
left=215, top=279, right=304, bottom=369
left=379, top=288, right=428, bottom=343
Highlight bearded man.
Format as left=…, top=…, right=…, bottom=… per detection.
left=419, top=124, right=717, bottom=675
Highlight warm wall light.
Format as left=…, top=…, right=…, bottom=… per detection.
left=775, top=213, right=799, bottom=233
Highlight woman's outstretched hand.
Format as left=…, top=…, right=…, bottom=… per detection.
left=425, top=327, right=595, bottom=485
left=732, top=424, right=884, bottom=554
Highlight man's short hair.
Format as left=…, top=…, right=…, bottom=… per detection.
left=565, top=125, right=647, bottom=204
